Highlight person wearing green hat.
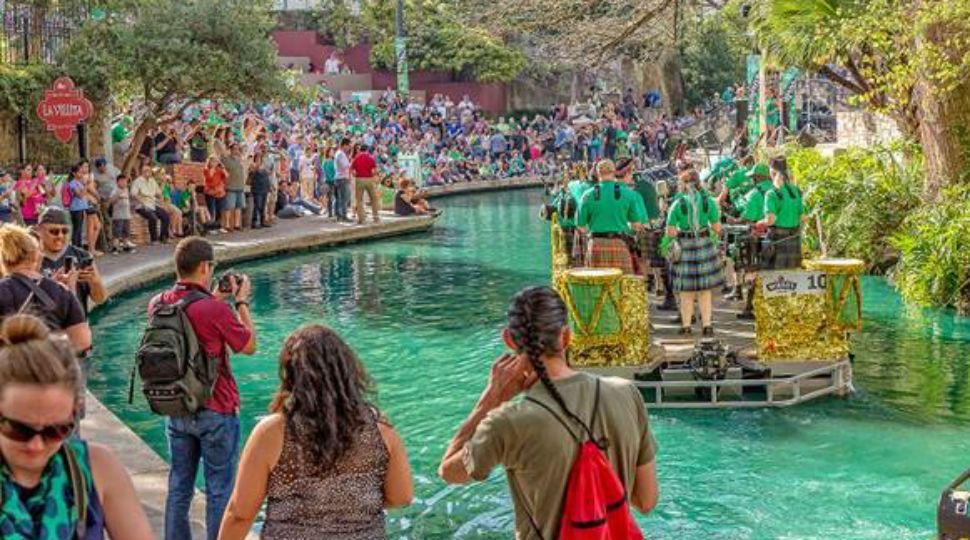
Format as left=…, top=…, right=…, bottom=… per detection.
left=758, top=155, right=804, bottom=269
left=730, top=162, right=773, bottom=318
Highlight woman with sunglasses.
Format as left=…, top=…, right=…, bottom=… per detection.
left=0, top=314, right=153, bottom=539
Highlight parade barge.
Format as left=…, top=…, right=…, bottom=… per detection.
left=549, top=218, right=861, bottom=410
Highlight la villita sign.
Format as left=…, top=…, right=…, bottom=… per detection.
left=36, top=77, right=93, bottom=143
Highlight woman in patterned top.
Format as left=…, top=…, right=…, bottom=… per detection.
left=219, top=325, right=413, bottom=540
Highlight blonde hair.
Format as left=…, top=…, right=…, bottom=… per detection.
left=0, top=224, right=39, bottom=274
left=0, top=314, right=80, bottom=399
left=596, top=159, right=616, bottom=178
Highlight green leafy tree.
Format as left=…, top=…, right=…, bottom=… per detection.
left=365, top=0, right=526, bottom=82
left=753, top=0, right=970, bottom=198
left=681, top=2, right=749, bottom=108
left=60, top=0, right=289, bottom=174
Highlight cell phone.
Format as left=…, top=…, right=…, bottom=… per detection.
left=79, top=258, right=94, bottom=270
left=63, top=256, right=76, bottom=272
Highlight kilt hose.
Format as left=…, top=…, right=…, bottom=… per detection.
left=672, top=232, right=725, bottom=292
left=763, top=226, right=802, bottom=270
left=586, top=237, right=636, bottom=275
left=571, top=229, right=589, bottom=267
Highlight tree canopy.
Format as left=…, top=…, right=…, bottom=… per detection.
left=60, top=0, right=290, bottom=172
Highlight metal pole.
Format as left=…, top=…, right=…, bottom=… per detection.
left=395, top=0, right=409, bottom=97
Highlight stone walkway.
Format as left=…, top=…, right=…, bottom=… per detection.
left=79, top=176, right=545, bottom=538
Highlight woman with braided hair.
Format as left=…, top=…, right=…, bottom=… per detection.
left=440, top=286, right=659, bottom=539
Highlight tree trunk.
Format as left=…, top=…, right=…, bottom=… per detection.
left=640, top=49, right=685, bottom=116
left=918, top=82, right=970, bottom=199
left=122, top=118, right=155, bottom=177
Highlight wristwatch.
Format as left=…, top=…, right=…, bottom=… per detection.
left=234, top=300, right=250, bottom=309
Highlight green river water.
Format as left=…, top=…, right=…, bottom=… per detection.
left=89, top=189, right=970, bottom=539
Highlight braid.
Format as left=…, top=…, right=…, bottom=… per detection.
left=508, top=287, right=590, bottom=432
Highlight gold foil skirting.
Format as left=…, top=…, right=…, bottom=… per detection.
left=559, top=275, right=652, bottom=367
left=753, top=278, right=850, bottom=362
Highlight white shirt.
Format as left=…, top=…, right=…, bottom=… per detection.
left=334, top=149, right=351, bottom=180
left=130, top=175, right=159, bottom=210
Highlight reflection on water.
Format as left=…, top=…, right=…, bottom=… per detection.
left=90, top=189, right=970, bottom=539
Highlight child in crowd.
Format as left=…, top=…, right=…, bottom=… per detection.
left=0, top=170, right=14, bottom=223
left=109, top=174, right=136, bottom=253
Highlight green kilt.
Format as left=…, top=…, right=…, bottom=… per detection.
left=672, top=233, right=725, bottom=292
left=586, top=237, right=636, bottom=275
left=763, top=226, right=802, bottom=270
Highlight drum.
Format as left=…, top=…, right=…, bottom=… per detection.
left=559, top=268, right=624, bottom=346
left=723, top=224, right=757, bottom=268
left=806, top=258, right=865, bottom=331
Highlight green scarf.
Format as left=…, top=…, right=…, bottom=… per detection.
left=0, top=440, right=88, bottom=540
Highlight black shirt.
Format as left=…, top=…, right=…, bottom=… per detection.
left=394, top=191, right=416, bottom=216
left=0, top=274, right=86, bottom=331
left=42, top=245, right=93, bottom=315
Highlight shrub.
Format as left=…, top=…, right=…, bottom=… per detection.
left=890, top=186, right=970, bottom=314
left=786, top=141, right=923, bottom=271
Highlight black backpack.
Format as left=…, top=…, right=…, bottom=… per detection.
left=11, top=274, right=64, bottom=331
left=130, top=289, right=218, bottom=417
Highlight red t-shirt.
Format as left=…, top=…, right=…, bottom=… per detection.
left=350, top=152, right=377, bottom=178
left=149, top=282, right=251, bottom=415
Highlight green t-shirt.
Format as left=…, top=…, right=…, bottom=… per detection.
left=631, top=179, right=661, bottom=221
left=464, top=373, right=657, bottom=540
left=111, top=123, right=128, bottom=144
left=666, top=191, right=720, bottom=231
left=764, top=183, right=804, bottom=228
left=553, top=188, right=576, bottom=228
left=740, top=181, right=774, bottom=222
left=576, top=181, right=647, bottom=234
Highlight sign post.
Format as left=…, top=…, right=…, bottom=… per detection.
left=36, top=77, right=94, bottom=143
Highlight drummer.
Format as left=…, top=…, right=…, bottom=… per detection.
left=757, top=155, right=804, bottom=270
left=732, top=163, right=773, bottom=319
left=576, top=159, right=646, bottom=275
left=565, top=163, right=595, bottom=266
left=619, top=158, right=676, bottom=309
left=551, top=169, right=579, bottom=264
left=665, top=169, right=724, bottom=336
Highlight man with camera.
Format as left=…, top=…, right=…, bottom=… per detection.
left=147, top=236, right=256, bottom=540
left=36, top=208, right=107, bottom=316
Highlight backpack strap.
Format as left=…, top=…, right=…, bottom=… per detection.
left=525, top=396, right=580, bottom=443
left=11, top=274, right=57, bottom=315
left=613, top=183, right=621, bottom=200
left=593, top=183, right=602, bottom=201
left=62, top=444, right=88, bottom=540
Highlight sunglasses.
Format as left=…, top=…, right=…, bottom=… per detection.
left=0, top=415, right=75, bottom=444
left=45, top=227, right=69, bottom=237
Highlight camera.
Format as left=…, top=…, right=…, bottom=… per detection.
left=217, top=271, right=245, bottom=294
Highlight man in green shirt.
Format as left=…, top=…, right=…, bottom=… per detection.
left=759, top=156, right=804, bottom=269
left=576, top=160, right=646, bottom=275
left=730, top=163, right=773, bottom=318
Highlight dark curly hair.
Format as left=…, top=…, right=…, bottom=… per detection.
left=270, top=325, right=375, bottom=470
left=506, top=286, right=594, bottom=439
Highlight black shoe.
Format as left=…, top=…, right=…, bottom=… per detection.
left=678, top=327, right=692, bottom=335
left=725, top=287, right=743, bottom=301
left=737, top=310, right=755, bottom=320
left=702, top=326, right=714, bottom=336
left=656, top=300, right=678, bottom=311
left=721, top=285, right=731, bottom=294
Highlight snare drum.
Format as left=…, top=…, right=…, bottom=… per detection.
left=806, top=258, right=865, bottom=331
left=559, top=268, right=624, bottom=346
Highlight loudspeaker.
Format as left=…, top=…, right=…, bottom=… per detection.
left=735, top=99, right=749, bottom=128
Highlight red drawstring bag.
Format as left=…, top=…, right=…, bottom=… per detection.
left=526, top=378, right=644, bottom=540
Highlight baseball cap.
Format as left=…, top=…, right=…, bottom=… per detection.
left=38, top=207, right=69, bottom=226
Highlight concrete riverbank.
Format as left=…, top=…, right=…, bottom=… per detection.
left=80, top=176, right=545, bottom=537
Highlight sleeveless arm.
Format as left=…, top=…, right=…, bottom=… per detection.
left=89, top=443, right=154, bottom=540
left=628, top=385, right=659, bottom=514
left=218, top=415, right=284, bottom=540
left=378, top=418, right=414, bottom=508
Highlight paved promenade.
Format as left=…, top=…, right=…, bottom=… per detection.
left=79, top=176, right=545, bottom=537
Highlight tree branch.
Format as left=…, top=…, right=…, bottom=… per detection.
left=817, top=64, right=866, bottom=96
left=596, top=0, right=674, bottom=59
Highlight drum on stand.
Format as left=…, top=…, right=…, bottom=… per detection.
left=807, top=258, right=865, bottom=332
left=558, top=268, right=624, bottom=348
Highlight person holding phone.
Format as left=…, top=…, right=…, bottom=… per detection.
left=35, top=209, right=107, bottom=317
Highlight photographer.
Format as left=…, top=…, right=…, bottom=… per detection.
left=149, top=236, right=256, bottom=540
left=36, top=208, right=107, bottom=316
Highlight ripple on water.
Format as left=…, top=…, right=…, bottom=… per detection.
left=90, top=189, right=970, bottom=539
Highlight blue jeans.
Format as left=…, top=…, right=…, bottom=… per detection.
left=334, top=177, right=351, bottom=220
left=164, top=409, right=240, bottom=540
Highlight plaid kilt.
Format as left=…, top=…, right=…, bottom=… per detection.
left=763, top=226, right=802, bottom=270
left=637, top=228, right=667, bottom=270
left=586, top=237, right=636, bottom=275
left=672, top=233, right=725, bottom=292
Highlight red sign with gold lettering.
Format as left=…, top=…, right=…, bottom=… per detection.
left=36, top=77, right=94, bottom=143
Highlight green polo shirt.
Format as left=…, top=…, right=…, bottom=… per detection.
left=576, top=181, right=646, bottom=234
left=764, top=183, right=804, bottom=228
left=740, top=181, right=774, bottom=222
left=631, top=178, right=660, bottom=221
left=666, top=192, right=720, bottom=231
left=553, top=189, right=576, bottom=228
